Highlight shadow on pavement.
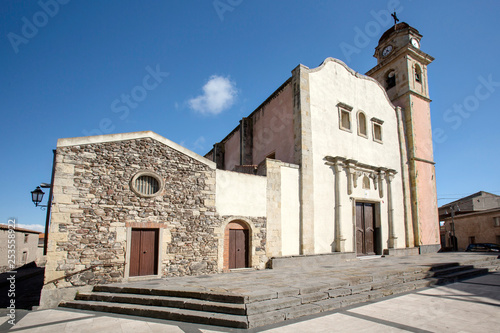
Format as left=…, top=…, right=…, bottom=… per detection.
left=0, top=262, right=45, bottom=310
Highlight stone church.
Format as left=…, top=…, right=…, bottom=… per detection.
left=42, top=22, right=440, bottom=301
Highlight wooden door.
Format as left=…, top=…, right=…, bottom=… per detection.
left=130, top=229, right=159, bottom=277
left=356, top=203, right=376, bottom=256
left=229, top=229, right=248, bottom=269
left=356, top=204, right=364, bottom=254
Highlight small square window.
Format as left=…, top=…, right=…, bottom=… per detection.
left=337, top=102, right=353, bottom=132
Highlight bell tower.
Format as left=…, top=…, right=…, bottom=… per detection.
left=366, top=22, right=440, bottom=253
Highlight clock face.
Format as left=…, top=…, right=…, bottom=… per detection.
left=382, top=45, right=393, bottom=57
left=411, top=38, right=420, bottom=49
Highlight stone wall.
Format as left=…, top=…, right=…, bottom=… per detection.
left=45, top=136, right=262, bottom=288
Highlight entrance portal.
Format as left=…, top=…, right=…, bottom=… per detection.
left=129, top=228, right=159, bottom=277
left=225, top=221, right=249, bottom=269
left=355, top=203, right=376, bottom=256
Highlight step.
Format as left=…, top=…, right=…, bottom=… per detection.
left=61, top=260, right=497, bottom=329
left=469, top=260, right=500, bottom=271
left=60, top=300, right=249, bottom=328
left=428, top=262, right=460, bottom=272
left=76, top=292, right=246, bottom=315
left=431, top=265, right=474, bottom=277
left=93, top=285, right=246, bottom=304
left=435, top=268, right=489, bottom=285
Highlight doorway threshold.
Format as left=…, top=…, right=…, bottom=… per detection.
left=358, top=255, right=384, bottom=260
left=229, top=267, right=254, bottom=272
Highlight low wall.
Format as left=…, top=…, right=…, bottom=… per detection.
left=270, top=252, right=357, bottom=269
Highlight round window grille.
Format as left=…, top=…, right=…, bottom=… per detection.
left=131, top=172, right=162, bottom=197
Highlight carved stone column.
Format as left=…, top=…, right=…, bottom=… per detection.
left=387, top=171, right=398, bottom=248
left=332, top=160, right=346, bottom=252
left=378, top=169, right=386, bottom=198
left=346, top=160, right=357, bottom=195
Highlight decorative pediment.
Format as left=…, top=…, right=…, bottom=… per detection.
left=324, top=156, right=397, bottom=198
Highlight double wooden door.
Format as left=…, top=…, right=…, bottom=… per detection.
left=228, top=229, right=249, bottom=269
left=356, top=203, right=376, bottom=256
left=130, top=229, right=159, bottom=277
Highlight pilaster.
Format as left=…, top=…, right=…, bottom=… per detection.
left=213, top=142, right=225, bottom=170
left=239, top=117, right=253, bottom=165
left=292, top=64, right=314, bottom=255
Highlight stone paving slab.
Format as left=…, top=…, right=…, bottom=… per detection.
left=3, top=271, right=500, bottom=332
left=99, top=253, right=499, bottom=299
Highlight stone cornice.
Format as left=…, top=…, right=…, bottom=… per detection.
left=324, top=156, right=397, bottom=175
left=366, top=47, right=434, bottom=77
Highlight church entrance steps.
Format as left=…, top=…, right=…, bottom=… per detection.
left=59, top=253, right=500, bottom=329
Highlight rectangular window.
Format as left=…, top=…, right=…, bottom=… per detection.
left=337, top=102, right=353, bottom=132
left=24, top=234, right=29, bottom=243
left=373, top=124, right=382, bottom=141
left=371, top=117, right=384, bottom=143
left=468, top=236, right=475, bottom=244
left=494, top=217, right=500, bottom=227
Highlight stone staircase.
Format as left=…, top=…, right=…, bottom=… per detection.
left=60, top=255, right=500, bottom=329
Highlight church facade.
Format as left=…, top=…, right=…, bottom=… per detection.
left=42, top=23, right=440, bottom=302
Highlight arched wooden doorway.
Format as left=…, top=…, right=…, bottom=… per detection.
left=224, top=221, right=250, bottom=270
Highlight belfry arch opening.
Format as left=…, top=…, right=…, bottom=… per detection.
left=414, top=64, right=422, bottom=83
left=386, top=70, right=396, bottom=90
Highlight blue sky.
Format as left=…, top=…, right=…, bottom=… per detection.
left=1, top=1, right=500, bottom=231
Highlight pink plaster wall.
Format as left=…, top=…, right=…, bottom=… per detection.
left=224, top=128, right=240, bottom=171
left=416, top=161, right=440, bottom=245
left=392, top=95, right=439, bottom=246
left=412, top=97, right=434, bottom=160
left=252, top=82, right=294, bottom=165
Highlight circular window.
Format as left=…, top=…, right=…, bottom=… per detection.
left=131, top=171, right=163, bottom=197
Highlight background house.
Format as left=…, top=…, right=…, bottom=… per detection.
left=439, top=191, right=500, bottom=250
left=0, top=224, right=41, bottom=273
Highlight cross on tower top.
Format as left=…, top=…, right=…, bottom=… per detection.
left=391, top=11, right=399, bottom=27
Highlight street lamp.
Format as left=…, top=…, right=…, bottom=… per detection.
left=31, top=186, right=45, bottom=207
left=30, top=150, right=57, bottom=255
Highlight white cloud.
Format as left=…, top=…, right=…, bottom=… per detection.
left=193, top=136, right=206, bottom=150
left=188, top=75, right=237, bottom=115
left=16, top=224, right=45, bottom=232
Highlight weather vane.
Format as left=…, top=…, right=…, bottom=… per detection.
left=391, top=11, right=399, bottom=27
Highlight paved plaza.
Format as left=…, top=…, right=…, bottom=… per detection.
left=1, top=253, right=499, bottom=332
